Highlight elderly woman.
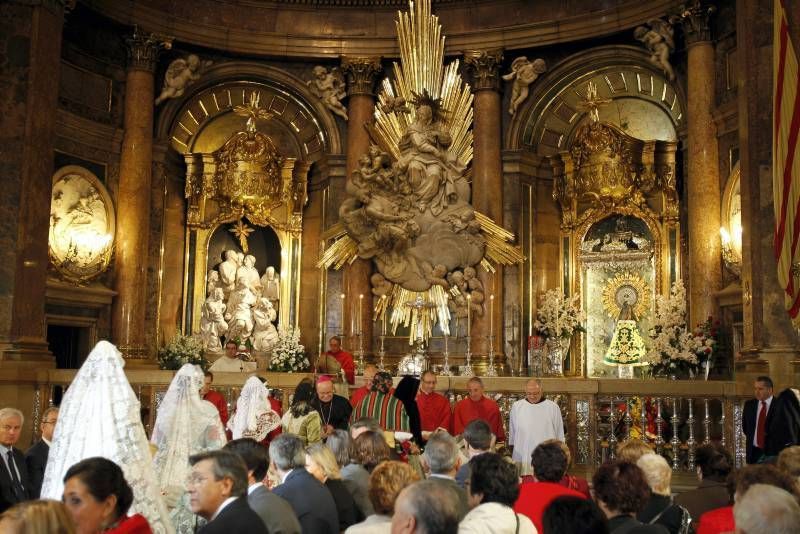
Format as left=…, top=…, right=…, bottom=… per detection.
left=592, top=461, right=667, bottom=534
left=306, top=443, right=360, bottom=531
left=635, top=454, right=689, bottom=534
left=62, top=457, right=152, bottom=534
left=345, top=461, right=419, bottom=534
left=460, top=453, right=536, bottom=534
left=282, top=379, right=322, bottom=446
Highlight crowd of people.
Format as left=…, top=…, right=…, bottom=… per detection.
left=0, top=341, right=798, bottom=534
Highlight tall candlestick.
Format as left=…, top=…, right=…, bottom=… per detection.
left=382, top=296, right=387, bottom=336
left=466, top=293, right=472, bottom=337
left=490, top=294, right=495, bottom=338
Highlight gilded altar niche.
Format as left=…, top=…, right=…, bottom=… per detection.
left=182, top=92, right=311, bottom=338
left=550, top=84, right=678, bottom=377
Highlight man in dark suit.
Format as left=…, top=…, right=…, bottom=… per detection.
left=25, top=406, right=58, bottom=498
left=421, top=432, right=468, bottom=517
left=0, top=407, right=32, bottom=513
left=742, top=376, right=774, bottom=464
left=269, top=434, right=339, bottom=534
left=224, top=438, right=300, bottom=534
left=187, top=450, right=268, bottom=534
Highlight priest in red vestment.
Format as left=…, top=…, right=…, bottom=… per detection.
left=201, top=371, right=228, bottom=426
left=350, top=364, right=377, bottom=407
left=318, top=336, right=356, bottom=384
left=416, top=370, right=452, bottom=438
left=453, top=376, right=506, bottom=442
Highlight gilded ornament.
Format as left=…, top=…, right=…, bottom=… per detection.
left=601, top=271, right=651, bottom=320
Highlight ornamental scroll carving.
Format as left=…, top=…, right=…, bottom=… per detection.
left=552, top=119, right=677, bottom=225
left=183, top=91, right=310, bottom=231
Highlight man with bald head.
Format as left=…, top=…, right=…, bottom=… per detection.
left=452, top=377, right=505, bottom=442
left=509, top=379, right=564, bottom=476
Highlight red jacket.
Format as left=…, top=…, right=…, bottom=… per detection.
left=107, top=514, right=152, bottom=534
left=696, top=506, right=734, bottom=534
left=204, top=390, right=228, bottom=426
left=514, top=481, right=586, bottom=533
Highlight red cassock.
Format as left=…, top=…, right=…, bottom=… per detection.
left=266, top=396, right=283, bottom=443
left=204, top=390, right=229, bottom=426
left=416, top=391, right=452, bottom=433
left=350, top=385, right=370, bottom=407
left=327, top=350, right=356, bottom=385
left=453, top=396, right=506, bottom=442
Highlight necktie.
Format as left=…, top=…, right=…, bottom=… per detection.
left=6, top=450, right=23, bottom=499
left=756, top=400, right=767, bottom=449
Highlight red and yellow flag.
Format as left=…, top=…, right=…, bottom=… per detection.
left=773, top=0, right=800, bottom=326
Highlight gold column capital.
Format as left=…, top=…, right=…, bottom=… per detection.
left=463, top=49, right=504, bottom=92
left=125, top=27, right=173, bottom=73
left=678, top=1, right=716, bottom=45
left=341, top=56, right=383, bottom=97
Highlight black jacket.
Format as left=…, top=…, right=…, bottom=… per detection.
left=0, top=447, right=32, bottom=513
left=273, top=468, right=339, bottom=534
left=24, top=440, right=48, bottom=498
left=198, top=496, right=268, bottom=534
left=765, top=388, right=800, bottom=456
left=742, top=398, right=774, bottom=463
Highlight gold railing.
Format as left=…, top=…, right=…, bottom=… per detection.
left=18, top=370, right=749, bottom=473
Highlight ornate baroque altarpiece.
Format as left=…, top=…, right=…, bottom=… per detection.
left=550, top=83, right=679, bottom=377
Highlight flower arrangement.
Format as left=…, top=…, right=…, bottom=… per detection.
left=533, top=289, right=586, bottom=340
left=646, top=279, right=717, bottom=378
left=268, top=326, right=310, bottom=372
left=158, top=332, right=209, bottom=371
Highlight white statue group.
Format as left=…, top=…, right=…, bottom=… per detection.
left=200, top=250, right=281, bottom=353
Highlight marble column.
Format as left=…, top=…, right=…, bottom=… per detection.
left=112, top=30, right=169, bottom=360
left=464, top=49, right=504, bottom=358
left=340, top=56, right=382, bottom=358
left=0, top=0, right=67, bottom=364
left=681, top=5, right=722, bottom=327
left=735, top=0, right=799, bottom=389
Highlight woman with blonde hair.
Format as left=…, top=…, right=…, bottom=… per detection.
left=636, top=453, right=690, bottom=534
left=305, top=443, right=359, bottom=531
left=617, top=439, right=654, bottom=464
left=0, top=500, right=76, bottom=534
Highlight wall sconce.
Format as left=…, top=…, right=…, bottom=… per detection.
left=48, top=166, right=116, bottom=285
left=720, top=224, right=742, bottom=276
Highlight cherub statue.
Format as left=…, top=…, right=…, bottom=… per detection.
left=634, top=19, right=676, bottom=81
left=425, top=264, right=449, bottom=288
left=307, top=66, right=348, bottom=120
left=200, top=288, right=228, bottom=352
left=380, top=95, right=409, bottom=115
left=155, top=54, right=212, bottom=105
left=502, top=57, right=547, bottom=116
left=370, top=273, right=393, bottom=298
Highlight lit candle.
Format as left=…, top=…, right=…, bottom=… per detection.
left=340, top=293, right=345, bottom=334
left=466, top=293, right=472, bottom=337
left=358, top=294, right=364, bottom=335
left=490, top=294, right=495, bottom=338
left=381, top=296, right=387, bottom=336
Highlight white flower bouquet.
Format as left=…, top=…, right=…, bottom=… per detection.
left=646, top=279, right=716, bottom=378
left=533, top=289, right=586, bottom=340
left=268, top=326, right=310, bottom=372
left=158, top=332, right=208, bottom=370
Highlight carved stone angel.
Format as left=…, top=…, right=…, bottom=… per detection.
left=502, top=57, right=547, bottom=116
left=307, top=66, right=348, bottom=120
left=155, top=54, right=212, bottom=105
left=634, top=19, right=676, bottom=81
